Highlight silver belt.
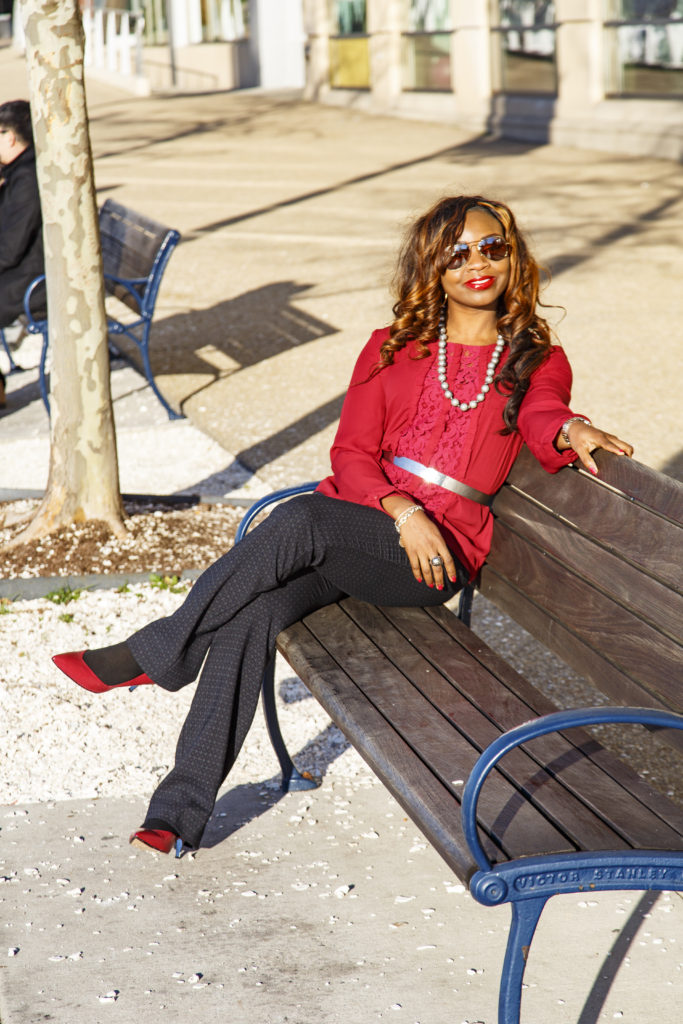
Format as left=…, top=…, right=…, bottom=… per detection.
left=383, top=453, right=494, bottom=507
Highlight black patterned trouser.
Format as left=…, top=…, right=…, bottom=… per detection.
left=127, top=493, right=466, bottom=848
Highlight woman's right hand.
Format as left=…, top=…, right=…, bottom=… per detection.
left=398, top=509, right=458, bottom=589
left=382, top=494, right=457, bottom=589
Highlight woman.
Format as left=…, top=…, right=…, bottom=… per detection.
left=53, top=195, right=633, bottom=855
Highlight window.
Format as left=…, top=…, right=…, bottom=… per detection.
left=135, top=1, right=248, bottom=45
left=491, top=1, right=557, bottom=95
left=328, top=1, right=370, bottom=89
left=201, top=1, right=249, bottom=43
left=402, top=0, right=452, bottom=92
left=331, top=0, right=367, bottom=34
left=604, top=1, right=683, bottom=96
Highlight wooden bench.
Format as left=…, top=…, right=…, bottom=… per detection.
left=236, top=449, right=683, bottom=1024
left=23, top=198, right=181, bottom=419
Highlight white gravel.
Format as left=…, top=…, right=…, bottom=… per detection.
left=0, top=337, right=366, bottom=811
left=3, top=578, right=679, bottom=810
left=0, top=581, right=365, bottom=807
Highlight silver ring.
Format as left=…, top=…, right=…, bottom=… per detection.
left=430, top=556, right=444, bottom=567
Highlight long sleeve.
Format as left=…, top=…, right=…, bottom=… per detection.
left=323, top=330, right=406, bottom=509
left=0, top=152, right=42, bottom=274
left=517, top=345, right=584, bottom=472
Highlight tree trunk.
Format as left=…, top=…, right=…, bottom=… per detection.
left=15, top=0, right=125, bottom=543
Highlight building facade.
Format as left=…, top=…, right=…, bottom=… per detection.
left=304, top=1, right=683, bottom=160
left=10, top=2, right=683, bottom=159
left=11, top=1, right=305, bottom=94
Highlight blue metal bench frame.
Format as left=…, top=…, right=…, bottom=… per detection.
left=0, top=326, right=25, bottom=375
left=462, top=705, right=683, bottom=1024
left=22, top=199, right=181, bottom=420
left=236, top=482, right=325, bottom=793
left=235, top=483, right=683, bottom=1023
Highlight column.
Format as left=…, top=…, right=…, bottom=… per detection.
left=369, top=0, right=401, bottom=107
left=169, top=0, right=203, bottom=48
left=555, top=0, right=604, bottom=111
left=11, top=1, right=25, bottom=51
left=303, top=0, right=331, bottom=100
left=450, top=0, right=493, bottom=129
left=250, top=0, right=306, bottom=89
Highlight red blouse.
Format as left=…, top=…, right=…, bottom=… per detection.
left=317, top=327, right=582, bottom=578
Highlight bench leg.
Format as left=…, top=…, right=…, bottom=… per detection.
left=107, top=330, right=184, bottom=421
left=457, top=583, right=475, bottom=627
left=39, top=330, right=50, bottom=415
left=137, top=330, right=184, bottom=421
left=261, top=656, right=321, bottom=793
left=498, top=896, right=547, bottom=1024
left=0, top=327, right=24, bottom=374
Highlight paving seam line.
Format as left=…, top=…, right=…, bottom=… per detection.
left=0, top=488, right=255, bottom=506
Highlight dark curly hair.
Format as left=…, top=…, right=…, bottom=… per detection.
left=380, top=195, right=554, bottom=432
left=0, top=100, right=33, bottom=148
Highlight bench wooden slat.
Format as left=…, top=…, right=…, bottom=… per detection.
left=277, top=618, right=491, bottom=877
left=429, top=605, right=683, bottom=830
left=100, top=199, right=175, bottom=312
left=507, top=446, right=683, bottom=536
left=302, top=603, right=575, bottom=860
left=377, top=604, right=683, bottom=849
left=497, top=471, right=683, bottom=593
left=484, top=521, right=682, bottom=708
left=344, top=602, right=635, bottom=852
left=593, top=452, right=683, bottom=524
left=342, top=602, right=630, bottom=851
left=493, top=488, right=682, bottom=638
left=478, top=568, right=683, bottom=757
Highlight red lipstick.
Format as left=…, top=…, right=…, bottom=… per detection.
left=465, top=276, right=495, bottom=290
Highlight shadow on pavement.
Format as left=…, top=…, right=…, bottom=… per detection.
left=233, top=394, right=344, bottom=474
left=133, top=280, right=336, bottom=382
left=577, top=889, right=661, bottom=1024
left=90, top=93, right=307, bottom=163
left=200, top=719, right=349, bottom=852
left=0, top=370, right=43, bottom=419
left=660, top=449, right=683, bottom=482
left=546, top=190, right=683, bottom=279
left=200, top=674, right=349, bottom=852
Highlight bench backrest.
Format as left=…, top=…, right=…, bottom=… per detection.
left=98, top=198, right=179, bottom=316
left=483, top=447, right=683, bottom=746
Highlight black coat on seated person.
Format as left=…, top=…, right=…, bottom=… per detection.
left=0, top=145, right=45, bottom=326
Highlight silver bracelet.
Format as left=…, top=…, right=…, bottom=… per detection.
left=394, top=504, right=424, bottom=534
left=561, top=416, right=591, bottom=447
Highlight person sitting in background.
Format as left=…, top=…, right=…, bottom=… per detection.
left=0, top=99, right=45, bottom=406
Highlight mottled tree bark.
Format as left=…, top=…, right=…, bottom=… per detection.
left=15, top=0, right=124, bottom=542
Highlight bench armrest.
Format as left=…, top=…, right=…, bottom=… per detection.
left=22, top=275, right=48, bottom=331
left=462, top=705, right=683, bottom=873
left=235, top=482, right=321, bottom=542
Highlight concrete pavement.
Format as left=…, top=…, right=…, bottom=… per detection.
left=3, top=787, right=681, bottom=1024
left=1, top=46, right=682, bottom=1024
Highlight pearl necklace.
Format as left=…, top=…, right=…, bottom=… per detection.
left=437, top=313, right=505, bottom=411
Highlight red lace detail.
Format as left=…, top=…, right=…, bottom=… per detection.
left=385, top=345, right=490, bottom=515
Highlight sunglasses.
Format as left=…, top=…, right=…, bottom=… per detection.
left=445, top=234, right=511, bottom=271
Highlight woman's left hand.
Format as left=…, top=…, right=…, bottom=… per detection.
left=560, top=420, right=634, bottom=476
